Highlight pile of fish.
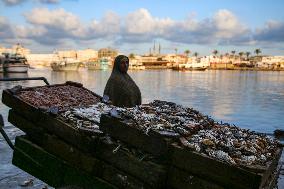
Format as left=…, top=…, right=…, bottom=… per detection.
left=182, top=125, right=279, bottom=166
left=115, top=100, right=279, bottom=166
left=116, top=100, right=215, bottom=135
left=61, top=102, right=113, bottom=130
left=18, top=85, right=100, bottom=112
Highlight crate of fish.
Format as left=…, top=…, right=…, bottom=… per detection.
left=2, top=81, right=105, bottom=152
left=2, top=81, right=101, bottom=114
left=170, top=124, right=282, bottom=189
left=100, top=100, right=282, bottom=188
left=100, top=100, right=216, bottom=156
left=9, top=109, right=168, bottom=189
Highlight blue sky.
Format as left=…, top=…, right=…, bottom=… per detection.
left=1, top=0, right=284, bottom=55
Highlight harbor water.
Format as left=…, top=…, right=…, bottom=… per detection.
left=0, top=68, right=283, bottom=188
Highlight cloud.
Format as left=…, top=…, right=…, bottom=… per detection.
left=38, top=0, right=58, bottom=4
left=254, top=20, right=284, bottom=42
left=19, top=8, right=122, bottom=46
left=0, top=16, right=15, bottom=39
left=120, top=9, right=249, bottom=45
left=1, top=0, right=26, bottom=6
left=1, top=7, right=284, bottom=52
left=1, top=0, right=59, bottom=6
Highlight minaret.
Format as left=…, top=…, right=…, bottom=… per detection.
left=158, top=43, right=161, bottom=55
left=153, top=41, right=156, bottom=55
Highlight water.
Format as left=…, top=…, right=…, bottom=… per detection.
left=0, top=68, right=283, bottom=188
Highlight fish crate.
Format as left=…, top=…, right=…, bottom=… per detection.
left=100, top=114, right=177, bottom=157
left=170, top=143, right=282, bottom=189
left=13, top=135, right=116, bottom=189
left=100, top=100, right=214, bottom=157
left=8, top=109, right=168, bottom=189
left=2, top=81, right=104, bottom=152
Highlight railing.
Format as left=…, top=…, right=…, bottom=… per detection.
left=0, top=77, right=50, bottom=85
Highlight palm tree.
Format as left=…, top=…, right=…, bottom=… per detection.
left=184, top=50, right=191, bottom=57
left=213, top=50, right=218, bottom=57
left=184, top=50, right=191, bottom=63
left=174, top=48, right=178, bottom=55
left=193, top=52, right=199, bottom=57
left=239, top=52, right=244, bottom=61
left=129, top=53, right=135, bottom=59
left=245, top=52, right=251, bottom=60
left=254, top=49, right=261, bottom=56
left=231, top=50, right=236, bottom=56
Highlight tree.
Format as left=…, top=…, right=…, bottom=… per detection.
left=174, top=48, right=178, bottom=55
left=254, top=49, right=261, bottom=56
left=213, top=50, right=218, bottom=56
left=246, top=52, right=251, bottom=60
left=239, top=52, right=244, bottom=61
left=129, top=53, right=135, bottom=59
left=184, top=50, right=191, bottom=57
left=193, top=52, right=199, bottom=57
left=231, top=50, right=236, bottom=55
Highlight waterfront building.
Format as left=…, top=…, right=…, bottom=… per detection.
left=26, top=54, right=55, bottom=67
left=77, top=49, right=98, bottom=62
left=98, top=48, right=118, bottom=59
left=57, top=50, right=77, bottom=59
left=256, top=56, right=284, bottom=69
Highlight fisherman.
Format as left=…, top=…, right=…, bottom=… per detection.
left=103, top=55, right=141, bottom=107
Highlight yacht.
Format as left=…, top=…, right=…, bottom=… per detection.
left=1, top=53, right=29, bottom=73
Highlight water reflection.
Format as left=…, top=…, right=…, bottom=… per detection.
left=0, top=69, right=283, bottom=133
left=0, top=68, right=284, bottom=188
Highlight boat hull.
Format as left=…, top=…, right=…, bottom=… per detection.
left=51, top=62, right=80, bottom=71
left=3, top=64, right=29, bottom=73
left=87, top=62, right=109, bottom=70
left=173, top=67, right=207, bottom=71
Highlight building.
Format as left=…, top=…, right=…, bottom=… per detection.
left=26, top=54, right=56, bottom=67
left=256, top=56, right=284, bottom=69
left=77, top=49, right=98, bottom=62
left=98, top=48, right=118, bottom=59
left=57, top=50, right=77, bottom=59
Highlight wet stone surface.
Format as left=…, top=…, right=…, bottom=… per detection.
left=0, top=124, right=53, bottom=189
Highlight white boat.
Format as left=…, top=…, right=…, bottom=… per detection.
left=1, top=53, right=29, bottom=73
left=87, top=58, right=110, bottom=70
left=129, top=59, right=145, bottom=70
left=51, top=57, right=81, bottom=71
left=173, top=60, right=207, bottom=71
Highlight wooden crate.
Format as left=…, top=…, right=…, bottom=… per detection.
left=13, top=136, right=115, bottom=189
left=100, top=114, right=176, bottom=157
left=170, top=143, right=282, bottom=189
left=3, top=83, right=103, bottom=153
left=9, top=110, right=168, bottom=189
left=167, top=166, right=224, bottom=189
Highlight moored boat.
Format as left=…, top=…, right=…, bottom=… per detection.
left=87, top=58, right=110, bottom=70
left=1, top=53, right=29, bottom=73
left=51, top=57, right=81, bottom=71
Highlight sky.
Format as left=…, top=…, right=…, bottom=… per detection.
left=0, top=0, right=284, bottom=55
